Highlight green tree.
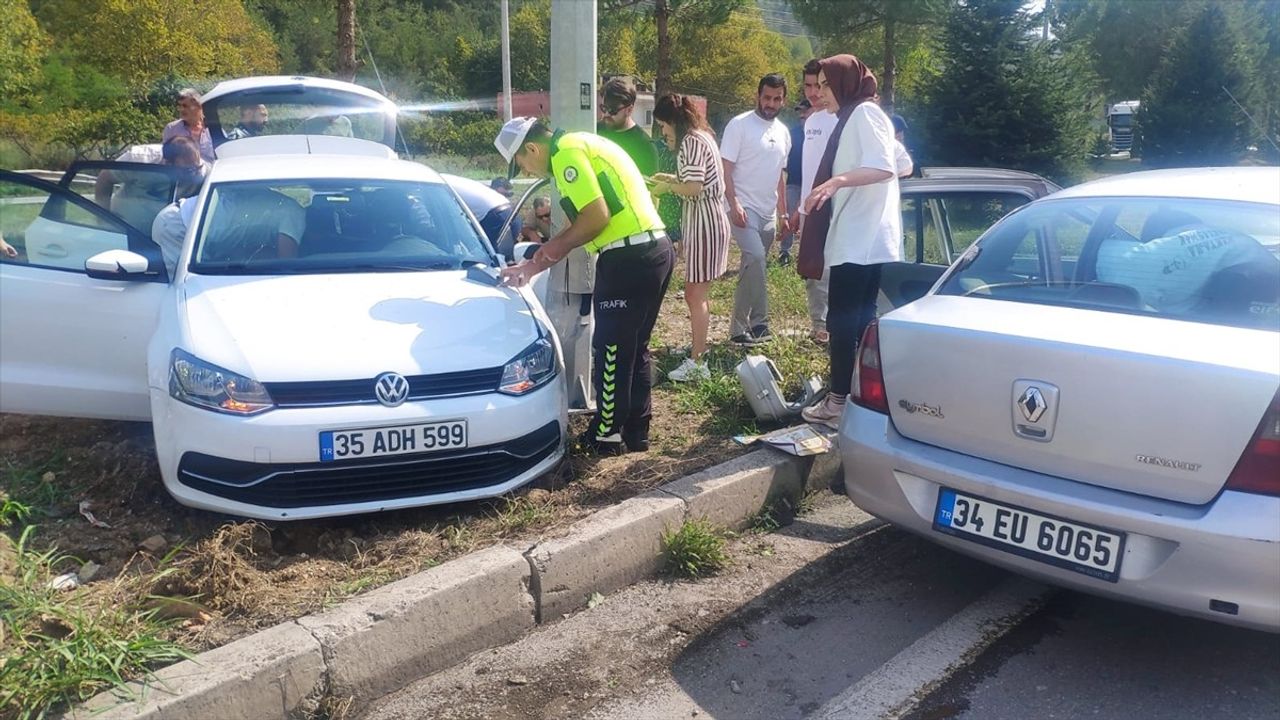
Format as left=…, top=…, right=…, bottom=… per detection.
left=1053, top=0, right=1199, bottom=101
left=789, top=0, right=948, bottom=113
left=32, top=0, right=280, bottom=91
left=604, top=0, right=748, bottom=97
left=0, top=0, right=49, bottom=100
left=1136, top=3, right=1260, bottom=167
left=922, top=0, right=1094, bottom=181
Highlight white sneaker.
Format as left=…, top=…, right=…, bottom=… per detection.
left=801, top=393, right=847, bottom=429
left=668, top=357, right=711, bottom=383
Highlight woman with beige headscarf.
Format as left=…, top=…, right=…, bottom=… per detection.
left=797, top=54, right=901, bottom=429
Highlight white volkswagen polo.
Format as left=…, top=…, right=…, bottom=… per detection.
left=0, top=78, right=566, bottom=520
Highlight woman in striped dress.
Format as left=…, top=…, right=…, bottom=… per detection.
left=650, top=93, right=732, bottom=383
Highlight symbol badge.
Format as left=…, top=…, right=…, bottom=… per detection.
left=374, top=372, right=410, bottom=407
left=1011, top=380, right=1059, bottom=442
left=563, top=166, right=578, bottom=183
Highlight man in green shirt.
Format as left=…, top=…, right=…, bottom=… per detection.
left=496, top=117, right=674, bottom=455
left=597, top=76, right=657, bottom=176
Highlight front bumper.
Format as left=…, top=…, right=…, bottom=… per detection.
left=839, top=404, right=1280, bottom=633
left=150, top=379, right=567, bottom=520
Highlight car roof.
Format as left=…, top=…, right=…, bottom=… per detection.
left=1051, top=166, right=1280, bottom=205
left=207, top=151, right=445, bottom=185
left=918, top=167, right=1052, bottom=182
left=202, top=76, right=395, bottom=108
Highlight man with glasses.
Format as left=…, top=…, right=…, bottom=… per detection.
left=597, top=76, right=657, bottom=177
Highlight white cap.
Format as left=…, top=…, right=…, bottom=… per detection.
left=493, top=116, right=538, bottom=178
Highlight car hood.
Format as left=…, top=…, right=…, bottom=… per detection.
left=179, top=271, right=539, bottom=382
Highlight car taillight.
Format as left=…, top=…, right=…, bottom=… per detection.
left=1224, top=391, right=1280, bottom=496
left=850, top=321, right=889, bottom=414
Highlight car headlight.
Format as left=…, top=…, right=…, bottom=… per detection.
left=498, top=337, right=558, bottom=395
left=169, top=349, right=274, bottom=415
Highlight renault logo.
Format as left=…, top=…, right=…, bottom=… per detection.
left=1017, top=387, right=1047, bottom=423
left=374, top=372, right=410, bottom=407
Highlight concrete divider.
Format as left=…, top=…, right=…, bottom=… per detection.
left=67, top=439, right=843, bottom=719
left=297, top=544, right=535, bottom=705
left=659, top=449, right=807, bottom=531
left=526, top=491, right=686, bottom=623
left=67, top=620, right=326, bottom=720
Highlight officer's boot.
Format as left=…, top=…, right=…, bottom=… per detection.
left=622, top=418, right=650, bottom=453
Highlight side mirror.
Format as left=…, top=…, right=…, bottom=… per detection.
left=85, top=249, right=152, bottom=281
left=512, top=241, right=540, bottom=262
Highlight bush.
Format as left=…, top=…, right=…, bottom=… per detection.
left=402, top=112, right=503, bottom=158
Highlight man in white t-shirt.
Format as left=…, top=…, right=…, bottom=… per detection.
left=721, top=74, right=791, bottom=345
left=788, top=59, right=839, bottom=343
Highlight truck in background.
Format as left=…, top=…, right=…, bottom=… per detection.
left=1108, top=100, right=1140, bottom=153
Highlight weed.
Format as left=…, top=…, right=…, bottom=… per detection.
left=748, top=504, right=782, bottom=534
left=0, top=493, right=31, bottom=528
left=0, top=527, right=190, bottom=720
left=661, top=518, right=729, bottom=579
left=443, top=522, right=474, bottom=552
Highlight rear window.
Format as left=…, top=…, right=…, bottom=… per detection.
left=190, top=180, right=492, bottom=275
left=936, top=197, right=1280, bottom=330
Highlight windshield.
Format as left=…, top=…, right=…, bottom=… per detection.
left=936, top=196, right=1280, bottom=331
left=1110, top=114, right=1133, bottom=128
left=206, top=87, right=396, bottom=147
left=190, top=179, right=493, bottom=275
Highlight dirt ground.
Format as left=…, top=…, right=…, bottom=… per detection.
left=1, top=247, right=824, bottom=657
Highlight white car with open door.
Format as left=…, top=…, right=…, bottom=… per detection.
left=839, top=167, right=1280, bottom=631
left=0, top=77, right=567, bottom=520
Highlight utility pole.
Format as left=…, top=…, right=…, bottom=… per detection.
left=550, top=0, right=596, bottom=133
left=501, top=0, right=513, bottom=121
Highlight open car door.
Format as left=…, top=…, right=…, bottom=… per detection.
left=57, top=159, right=196, bottom=245
left=878, top=186, right=1041, bottom=314
left=0, top=170, right=169, bottom=420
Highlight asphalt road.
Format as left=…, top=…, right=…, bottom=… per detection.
left=361, top=493, right=1280, bottom=720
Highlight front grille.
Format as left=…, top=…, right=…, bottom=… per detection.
left=177, top=420, right=561, bottom=508
left=263, top=367, right=504, bottom=407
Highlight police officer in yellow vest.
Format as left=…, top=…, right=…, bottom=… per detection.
left=496, top=117, right=674, bottom=455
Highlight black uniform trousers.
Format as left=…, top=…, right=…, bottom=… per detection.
left=828, top=262, right=883, bottom=397
left=590, top=235, right=675, bottom=444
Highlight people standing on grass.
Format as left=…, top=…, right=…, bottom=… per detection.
left=650, top=94, right=732, bottom=383
left=798, top=55, right=902, bottom=429
left=793, top=59, right=840, bottom=345
left=721, top=74, right=791, bottom=347
left=777, top=97, right=812, bottom=267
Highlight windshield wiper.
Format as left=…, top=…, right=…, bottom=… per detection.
left=336, top=261, right=461, bottom=272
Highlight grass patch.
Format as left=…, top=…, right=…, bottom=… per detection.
left=661, top=518, right=729, bottom=579
left=491, top=496, right=557, bottom=535
left=0, top=527, right=190, bottom=720
left=1, top=453, right=73, bottom=519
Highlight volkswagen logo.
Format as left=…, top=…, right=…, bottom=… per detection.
left=374, top=372, right=410, bottom=407
left=1017, top=387, right=1047, bottom=423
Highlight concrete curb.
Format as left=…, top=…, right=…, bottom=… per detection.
left=67, top=620, right=326, bottom=720
left=67, top=440, right=843, bottom=719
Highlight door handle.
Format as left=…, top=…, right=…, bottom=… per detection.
left=37, top=244, right=68, bottom=258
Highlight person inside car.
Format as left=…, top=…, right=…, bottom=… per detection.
left=225, top=103, right=269, bottom=140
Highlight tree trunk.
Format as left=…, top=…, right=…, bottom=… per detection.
left=337, top=0, right=358, bottom=81
left=882, top=16, right=896, bottom=114
left=655, top=0, right=672, bottom=98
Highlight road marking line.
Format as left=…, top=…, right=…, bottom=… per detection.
left=811, top=576, right=1054, bottom=720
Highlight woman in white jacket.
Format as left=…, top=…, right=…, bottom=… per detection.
left=796, top=54, right=901, bottom=428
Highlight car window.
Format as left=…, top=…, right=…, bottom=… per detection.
left=190, top=179, right=492, bottom=275
left=205, top=88, right=395, bottom=148
left=941, top=192, right=1032, bottom=259
left=64, top=163, right=193, bottom=243
left=938, top=197, right=1280, bottom=330
left=900, top=196, right=947, bottom=264
left=0, top=176, right=136, bottom=272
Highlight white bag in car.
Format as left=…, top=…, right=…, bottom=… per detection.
left=736, top=355, right=824, bottom=422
